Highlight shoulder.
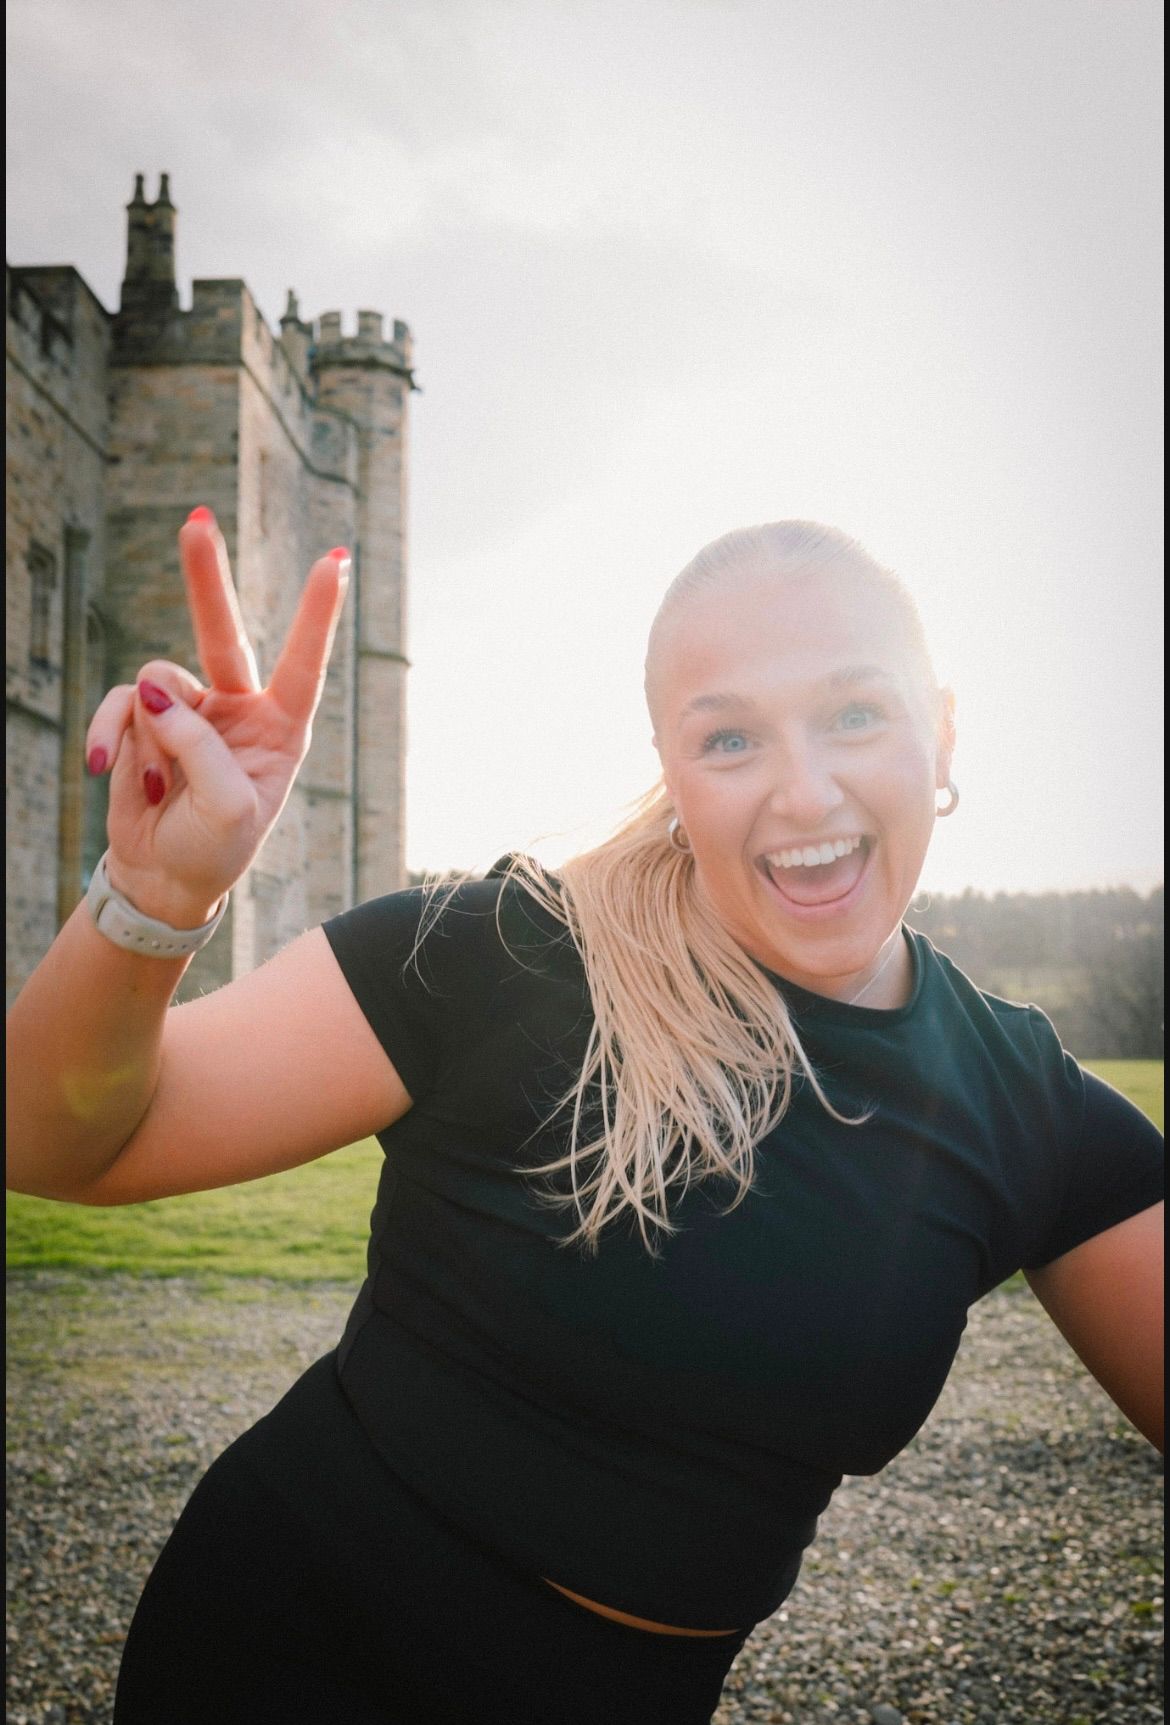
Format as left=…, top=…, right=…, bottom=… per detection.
left=906, top=932, right=1163, bottom=1272
left=317, top=864, right=585, bottom=1107
left=423, top=863, right=577, bottom=972
left=323, top=862, right=581, bottom=1001
left=911, top=928, right=1163, bottom=1162
left=911, top=929, right=1048, bottom=1027
left=910, top=930, right=1070, bottom=1053
left=908, top=930, right=1085, bottom=1125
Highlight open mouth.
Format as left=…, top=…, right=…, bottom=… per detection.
left=759, top=835, right=871, bottom=910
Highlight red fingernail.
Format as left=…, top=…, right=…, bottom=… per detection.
left=144, top=768, right=166, bottom=806
left=87, top=747, right=108, bottom=776
left=187, top=506, right=215, bottom=524
left=329, top=547, right=350, bottom=561
left=139, top=680, right=174, bottom=714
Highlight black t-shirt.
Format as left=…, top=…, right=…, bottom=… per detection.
left=321, top=874, right=1163, bottom=1628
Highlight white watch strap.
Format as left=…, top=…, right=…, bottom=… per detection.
left=85, top=852, right=228, bottom=958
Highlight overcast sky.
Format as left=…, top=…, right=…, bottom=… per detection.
left=7, top=0, right=1164, bottom=894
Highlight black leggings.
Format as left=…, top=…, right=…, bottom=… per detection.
left=113, top=1355, right=750, bottom=1725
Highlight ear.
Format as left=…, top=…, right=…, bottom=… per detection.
left=935, top=687, right=957, bottom=787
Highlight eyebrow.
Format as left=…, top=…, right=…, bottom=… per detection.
left=680, top=666, right=897, bottom=717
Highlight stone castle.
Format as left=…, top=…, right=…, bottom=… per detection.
left=6, top=175, right=414, bottom=1005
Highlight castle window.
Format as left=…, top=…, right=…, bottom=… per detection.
left=28, top=542, right=58, bottom=667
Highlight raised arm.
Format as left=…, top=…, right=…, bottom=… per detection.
left=6, top=510, right=410, bottom=1204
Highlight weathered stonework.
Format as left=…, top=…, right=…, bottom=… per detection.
left=5, top=176, right=414, bottom=1005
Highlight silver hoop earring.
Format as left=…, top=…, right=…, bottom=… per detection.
left=667, top=817, right=692, bottom=852
left=935, top=780, right=960, bottom=817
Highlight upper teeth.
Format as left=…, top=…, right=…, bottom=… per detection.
left=767, top=837, right=863, bottom=870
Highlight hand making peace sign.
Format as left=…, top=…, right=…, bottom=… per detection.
left=85, top=508, right=350, bottom=927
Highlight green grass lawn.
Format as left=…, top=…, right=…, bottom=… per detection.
left=6, top=1140, right=384, bottom=1284
left=6, top=1061, right=1163, bottom=1285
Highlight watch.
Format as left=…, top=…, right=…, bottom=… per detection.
left=85, top=852, right=229, bottom=958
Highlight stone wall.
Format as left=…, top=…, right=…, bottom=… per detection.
left=5, top=266, right=112, bottom=1002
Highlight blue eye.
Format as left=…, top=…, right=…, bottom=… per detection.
left=835, top=703, right=882, bottom=732
left=702, top=728, right=751, bottom=755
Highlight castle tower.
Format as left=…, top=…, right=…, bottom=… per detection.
left=312, top=311, right=415, bottom=901
left=119, top=173, right=179, bottom=316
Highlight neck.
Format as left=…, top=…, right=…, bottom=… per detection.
left=741, top=927, right=913, bottom=1008
left=844, top=928, right=909, bottom=1008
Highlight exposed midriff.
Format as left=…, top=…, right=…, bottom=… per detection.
left=542, top=1578, right=743, bottom=1637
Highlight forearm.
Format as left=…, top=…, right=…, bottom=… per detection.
left=8, top=517, right=348, bottom=1202
left=5, top=898, right=194, bottom=1200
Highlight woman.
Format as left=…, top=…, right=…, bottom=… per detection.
left=7, top=514, right=1163, bottom=1725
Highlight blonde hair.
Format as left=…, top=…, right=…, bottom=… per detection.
left=499, top=805, right=854, bottom=1255
left=434, top=522, right=937, bottom=1253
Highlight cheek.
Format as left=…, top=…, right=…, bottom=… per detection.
left=877, top=757, right=939, bottom=862
left=676, top=768, right=761, bottom=845
left=876, top=737, right=938, bottom=803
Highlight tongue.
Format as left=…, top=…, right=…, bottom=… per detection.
left=767, top=845, right=866, bottom=907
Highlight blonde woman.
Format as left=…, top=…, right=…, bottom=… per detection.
left=7, top=514, right=1163, bottom=1725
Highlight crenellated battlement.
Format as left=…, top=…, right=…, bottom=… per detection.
left=8, top=268, right=77, bottom=368
left=5, top=265, right=113, bottom=455
left=312, top=307, right=415, bottom=385
left=7, top=265, right=112, bottom=357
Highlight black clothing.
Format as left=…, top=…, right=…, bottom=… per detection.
left=114, top=872, right=1163, bottom=1722
left=113, top=1356, right=747, bottom=1725
left=317, top=876, right=1164, bottom=1629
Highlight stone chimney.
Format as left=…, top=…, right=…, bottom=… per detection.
left=119, top=173, right=178, bottom=315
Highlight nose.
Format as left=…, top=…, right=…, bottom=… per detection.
left=765, top=737, right=846, bottom=830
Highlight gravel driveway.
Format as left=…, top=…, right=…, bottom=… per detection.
left=6, top=1273, right=1163, bottom=1725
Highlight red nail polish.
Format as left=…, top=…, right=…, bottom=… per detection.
left=144, top=768, right=166, bottom=806
left=187, top=506, right=215, bottom=524
left=139, top=680, right=174, bottom=714
left=329, top=547, right=350, bottom=560
left=87, top=747, right=108, bottom=776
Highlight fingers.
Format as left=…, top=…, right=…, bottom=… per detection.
left=86, top=661, right=241, bottom=821
left=126, top=662, right=209, bottom=806
left=122, top=662, right=256, bottom=827
left=178, top=509, right=262, bottom=695
left=85, top=684, right=137, bottom=779
left=268, top=550, right=351, bottom=722
left=87, top=664, right=204, bottom=792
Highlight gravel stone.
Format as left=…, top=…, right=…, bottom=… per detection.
left=6, top=1274, right=1163, bottom=1724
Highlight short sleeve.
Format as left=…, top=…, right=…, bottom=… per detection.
left=322, top=887, right=446, bottom=1103
left=322, top=873, right=565, bottom=1107
left=1024, top=1067, right=1165, bottom=1269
